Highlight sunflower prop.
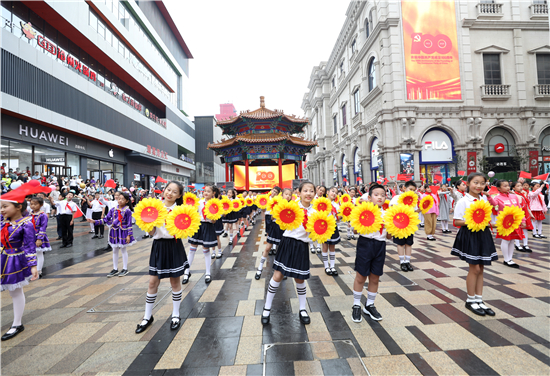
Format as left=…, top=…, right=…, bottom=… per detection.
left=496, top=206, right=525, bottom=237
left=133, top=198, right=168, bottom=232
left=312, top=197, right=332, bottom=214
left=245, top=197, right=254, bottom=207
left=231, top=198, right=243, bottom=212
left=292, top=194, right=298, bottom=201
left=384, top=204, right=420, bottom=239
left=271, top=199, right=304, bottom=231
left=256, top=194, right=269, bottom=209
left=398, top=191, right=418, bottom=208
left=341, top=194, right=352, bottom=205
left=268, top=196, right=282, bottom=212
left=350, top=202, right=383, bottom=235
left=182, top=192, right=200, bottom=208
left=339, top=202, right=355, bottom=222
left=165, top=205, right=201, bottom=239
left=220, top=196, right=232, bottom=214
left=419, top=195, right=435, bottom=214
left=204, top=198, right=223, bottom=221
left=306, top=211, right=336, bottom=243
left=239, top=198, right=246, bottom=208
left=382, top=199, right=390, bottom=211
left=464, top=199, right=492, bottom=232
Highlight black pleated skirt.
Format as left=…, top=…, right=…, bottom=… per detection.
left=189, top=222, right=218, bottom=248
left=451, top=226, right=497, bottom=265
left=214, top=219, right=224, bottom=235
left=223, top=211, right=239, bottom=223
left=265, top=214, right=273, bottom=233
left=325, top=227, right=341, bottom=245
left=272, top=236, right=310, bottom=279
left=267, top=219, right=283, bottom=244
left=149, top=238, right=189, bottom=279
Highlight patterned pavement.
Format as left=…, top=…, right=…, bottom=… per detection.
left=1, top=217, right=549, bottom=375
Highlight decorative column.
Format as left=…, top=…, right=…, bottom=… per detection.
left=278, top=157, right=283, bottom=188
left=298, top=161, right=303, bottom=179
left=245, top=159, right=249, bottom=191
left=225, top=162, right=229, bottom=182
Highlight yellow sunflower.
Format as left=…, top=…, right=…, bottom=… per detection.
left=312, top=197, right=332, bottom=214
left=382, top=199, right=390, bottom=211
left=340, top=193, right=351, bottom=205
left=256, top=194, right=269, bottom=209
left=384, top=204, right=420, bottom=239
left=204, top=198, right=223, bottom=221
left=182, top=192, right=200, bottom=208
left=419, top=195, right=435, bottom=214
left=464, top=199, right=492, bottom=232
left=245, top=197, right=254, bottom=207
left=398, top=191, right=418, bottom=208
left=239, top=198, right=245, bottom=208
left=271, top=199, right=304, bottom=231
left=231, top=198, right=243, bottom=212
left=306, top=211, right=336, bottom=244
left=350, top=202, right=383, bottom=234
left=496, top=206, right=525, bottom=237
left=339, top=202, right=355, bottom=222
left=165, top=205, right=201, bottom=239
left=292, top=194, right=297, bottom=201
left=268, top=196, right=282, bottom=212
left=133, top=198, right=168, bottom=232
left=220, top=196, right=232, bottom=214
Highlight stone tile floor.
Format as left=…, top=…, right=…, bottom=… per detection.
left=1, top=217, right=549, bottom=375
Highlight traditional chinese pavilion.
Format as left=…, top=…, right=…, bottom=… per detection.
left=208, top=96, right=317, bottom=190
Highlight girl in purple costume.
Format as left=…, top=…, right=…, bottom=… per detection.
left=29, top=197, right=51, bottom=277
left=88, top=191, right=135, bottom=277
left=1, top=199, right=38, bottom=341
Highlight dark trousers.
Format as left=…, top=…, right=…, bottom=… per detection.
left=59, top=214, right=74, bottom=245
left=56, top=215, right=62, bottom=238
left=92, top=211, right=104, bottom=235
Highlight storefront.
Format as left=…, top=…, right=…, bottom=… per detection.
left=370, top=138, right=384, bottom=182
left=483, top=127, right=518, bottom=173
left=353, top=148, right=362, bottom=184
left=540, top=127, right=550, bottom=175
left=419, top=128, right=455, bottom=184
left=341, top=154, right=348, bottom=186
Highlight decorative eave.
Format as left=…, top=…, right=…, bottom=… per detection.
left=474, top=45, right=510, bottom=54
left=208, top=132, right=318, bottom=150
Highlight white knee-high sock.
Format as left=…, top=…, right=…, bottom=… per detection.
left=442, top=220, right=449, bottom=231
left=112, top=248, right=120, bottom=269
left=258, top=256, right=266, bottom=272
left=523, top=229, right=529, bottom=246
left=533, top=221, right=541, bottom=235
left=9, top=288, right=25, bottom=329
left=263, top=278, right=280, bottom=315
left=537, top=220, right=543, bottom=235
left=172, top=289, right=182, bottom=318
left=296, top=282, right=307, bottom=311
left=90, top=223, right=94, bottom=231
left=185, top=247, right=197, bottom=275
left=143, top=292, right=157, bottom=321
left=120, top=247, right=128, bottom=269
left=203, top=249, right=211, bottom=275
left=508, top=241, right=515, bottom=263
left=322, top=252, right=329, bottom=268
left=501, top=240, right=511, bottom=262
left=36, top=250, right=44, bottom=272
left=329, top=251, right=336, bottom=268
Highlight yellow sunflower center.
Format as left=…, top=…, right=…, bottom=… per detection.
left=472, top=209, right=485, bottom=223
left=359, top=211, right=375, bottom=227
left=393, top=213, right=410, bottom=229
left=175, top=213, right=191, bottom=229
left=313, top=220, right=327, bottom=235
left=142, top=207, right=159, bottom=223
left=280, top=209, right=296, bottom=224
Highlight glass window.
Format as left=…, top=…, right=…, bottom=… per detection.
left=105, top=27, right=112, bottom=46
left=342, top=104, right=347, bottom=126
left=66, top=153, right=79, bottom=176
left=536, top=54, right=550, bottom=85
left=89, top=10, right=97, bottom=31
left=353, top=90, right=360, bottom=114
left=4, top=141, right=32, bottom=176
left=365, top=18, right=370, bottom=39
left=368, top=58, right=376, bottom=91
left=87, top=158, right=99, bottom=180
left=34, top=146, right=65, bottom=166
left=11, top=0, right=28, bottom=39
left=483, top=54, right=501, bottom=85
left=333, top=116, right=337, bottom=135
left=100, top=161, right=113, bottom=171
left=115, top=163, right=123, bottom=173
left=351, top=39, right=356, bottom=54
left=97, top=19, right=105, bottom=39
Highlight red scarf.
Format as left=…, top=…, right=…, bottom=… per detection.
left=1, top=223, right=12, bottom=249
left=117, top=209, right=123, bottom=223
left=302, top=209, right=308, bottom=230
left=31, top=214, right=37, bottom=230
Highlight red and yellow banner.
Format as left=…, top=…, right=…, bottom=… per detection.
left=234, top=165, right=294, bottom=190
left=401, top=0, right=461, bottom=100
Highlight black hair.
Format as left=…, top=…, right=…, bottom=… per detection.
left=467, top=172, right=487, bottom=184
left=454, top=180, right=465, bottom=189
left=511, top=181, right=523, bottom=190
left=530, top=181, right=541, bottom=188
left=282, top=188, right=293, bottom=198
left=349, top=187, right=357, bottom=193
left=424, top=184, right=430, bottom=190
left=119, top=191, right=134, bottom=210
left=368, top=184, right=385, bottom=196
left=212, top=185, right=221, bottom=199
left=404, top=180, right=417, bottom=189
left=272, top=186, right=282, bottom=195
left=165, top=180, right=184, bottom=205
left=227, top=189, right=237, bottom=198
left=495, top=179, right=509, bottom=188
left=298, top=181, right=315, bottom=192
left=10, top=200, right=27, bottom=217
left=31, top=196, right=44, bottom=206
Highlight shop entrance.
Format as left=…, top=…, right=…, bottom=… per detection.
left=34, top=164, right=71, bottom=178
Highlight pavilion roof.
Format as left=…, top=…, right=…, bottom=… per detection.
left=207, top=132, right=318, bottom=150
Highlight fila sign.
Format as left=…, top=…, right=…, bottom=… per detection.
left=421, top=130, right=453, bottom=163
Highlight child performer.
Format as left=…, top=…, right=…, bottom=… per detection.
left=528, top=181, right=548, bottom=238
left=223, top=189, right=239, bottom=245
left=185, top=184, right=218, bottom=284
left=310, top=185, right=326, bottom=254
left=351, top=184, right=391, bottom=323
left=346, top=188, right=357, bottom=240
left=255, top=187, right=287, bottom=280
left=438, top=185, right=452, bottom=234
left=418, top=185, right=425, bottom=227
left=135, top=181, right=188, bottom=333
left=29, top=197, right=51, bottom=278
left=91, top=192, right=105, bottom=239
left=389, top=180, right=418, bottom=272
left=212, top=186, right=224, bottom=259
left=250, top=193, right=258, bottom=225
left=422, top=184, right=439, bottom=241
left=512, top=181, right=533, bottom=252
left=1, top=196, right=38, bottom=340
left=88, top=191, right=136, bottom=277
left=240, top=191, right=250, bottom=231
left=451, top=172, right=497, bottom=317
left=323, top=187, right=341, bottom=276
left=261, top=182, right=316, bottom=326
left=493, top=180, right=524, bottom=268
left=264, top=186, right=281, bottom=239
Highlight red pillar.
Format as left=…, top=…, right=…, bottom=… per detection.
left=298, top=161, right=303, bottom=179
left=278, top=158, right=283, bottom=188
left=225, top=162, right=230, bottom=182
left=245, top=159, right=249, bottom=191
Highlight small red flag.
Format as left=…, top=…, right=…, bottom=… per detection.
left=533, top=173, right=549, bottom=181
left=429, top=186, right=439, bottom=195
left=155, top=176, right=168, bottom=183
left=104, top=179, right=116, bottom=189
left=458, top=170, right=466, bottom=176
left=73, top=206, right=85, bottom=219
left=519, top=171, right=532, bottom=179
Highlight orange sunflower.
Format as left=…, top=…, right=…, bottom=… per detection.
left=350, top=202, right=383, bottom=234
left=165, top=205, right=201, bottom=239
left=496, top=206, right=525, bottom=237
left=398, top=191, right=418, bottom=208
left=271, top=199, right=304, bottom=231
left=339, top=202, right=355, bottom=222
left=204, top=198, right=223, bottom=221
left=384, top=204, right=420, bottom=239
left=306, top=211, right=336, bottom=243
left=133, top=198, right=168, bottom=232
left=419, top=195, right=435, bottom=214
left=182, top=192, right=200, bottom=208
left=312, top=197, right=332, bottom=214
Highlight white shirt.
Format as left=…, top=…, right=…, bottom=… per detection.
left=70, top=179, right=77, bottom=186
left=91, top=200, right=104, bottom=212
left=330, top=201, right=340, bottom=219
left=282, top=201, right=316, bottom=243
left=454, top=193, right=489, bottom=221
left=41, top=202, right=51, bottom=214
left=152, top=202, right=177, bottom=239
left=389, top=193, right=419, bottom=210
left=54, top=199, right=78, bottom=215
left=50, top=190, right=60, bottom=201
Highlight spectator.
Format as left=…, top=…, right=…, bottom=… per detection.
left=0, top=163, right=5, bottom=176
left=8, top=168, right=17, bottom=180
left=31, top=171, right=40, bottom=180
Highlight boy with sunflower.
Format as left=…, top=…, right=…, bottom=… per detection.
left=389, top=180, right=419, bottom=272
left=352, top=184, right=391, bottom=322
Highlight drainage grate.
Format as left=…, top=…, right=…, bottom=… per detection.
left=87, top=285, right=172, bottom=313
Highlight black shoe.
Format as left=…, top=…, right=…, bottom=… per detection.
left=299, top=310, right=311, bottom=325
left=533, top=234, right=541, bottom=238
left=56, top=237, right=62, bottom=240
left=268, top=249, right=274, bottom=255
left=255, top=270, right=262, bottom=280
left=521, top=246, right=532, bottom=253
left=222, top=233, right=228, bottom=238
left=330, top=267, right=338, bottom=276
left=427, top=237, right=436, bottom=241
left=135, top=316, right=154, bottom=333
left=66, top=243, right=73, bottom=247
left=1, top=325, right=24, bottom=341
left=325, top=268, right=332, bottom=276
left=118, top=269, right=129, bottom=277
left=211, top=253, right=216, bottom=259
left=261, top=308, right=270, bottom=325
left=205, top=275, right=211, bottom=283
left=60, top=244, right=67, bottom=248
left=420, top=224, right=424, bottom=228
left=478, top=302, right=495, bottom=316
left=99, top=235, right=104, bottom=239
left=182, top=273, right=190, bottom=284
left=406, top=263, right=414, bottom=272
left=351, top=305, right=362, bottom=323
left=400, top=263, right=408, bottom=272
left=237, top=233, right=241, bottom=238
left=216, top=253, right=222, bottom=259
left=515, top=245, right=523, bottom=251
left=142, top=234, right=150, bottom=239
left=363, top=304, right=382, bottom=321
left=539, top=234, right=547, bottom=239
left=107, top=269, right=119, bottom=277
left=347, top=235, right=352, bottom=240
left=503, top=261, right=520, bottom=269
left=229, top=239, right=233, bottom=245
left=316, top=247, right=321, bottom=254
left=170, top=316, right=181, bottom=330
left=310, top=248, right=316, bottom=254
left=91, top=235, right=99, bottom=239
left=465, top=302, right=486, bottom=316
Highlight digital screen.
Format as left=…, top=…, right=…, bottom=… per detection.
left=234, top=164, right=294, bottom=190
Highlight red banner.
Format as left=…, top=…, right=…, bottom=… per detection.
left=397, top=173, right=414, bottom=181
left=529, top=150, right=539, bottom=177
left=467, top=152, right=476, bottom=175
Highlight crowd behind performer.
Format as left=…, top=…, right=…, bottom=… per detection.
left=261, top=182, right=316, bottom=326
left=493, top=180, right=524, bottom=268
left=1, top=197, right=38, bottom=341
left=29, top=197, right=51, bottom=278
left=512, top=181, right=533, bottom=252
left=185, top=184, right=218, bottom=284
left=222, top=189, right=239, bottom=245
left=310, top=185, right=326, bottom=254
left=323, top=187, right=341, bottom=276
left=136, top=181, right=188, bottom=334
left=451, top=172, right=498, bottom=317
left=52, top=191, right=77, bottom=248
left=351, top=184, right=391, bottom=323
left=529, top=181, right=547, bottom=238
left=422, top=184, right=439, bottom=241
left=255, top=187, right=283, bottom=280
left=389, top=180, right=418, bottom=272
left=438, top=184, right=452, bottom=233
left=212, top=186, right=224, bottom=260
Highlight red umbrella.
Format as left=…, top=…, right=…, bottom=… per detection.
left=187, top=185, right=195, bottom=188
left=155, top=176, right=168, bottom=183
left=154, top=189, right=162, bottom=194
left=104, top=179, right=116, bottom=189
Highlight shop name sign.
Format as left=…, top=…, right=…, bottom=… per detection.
left=146, top=145, right=168, bottom=160
left=19, top=125, right=69, bottom=146
left=424, top=141, right=448, bottom=150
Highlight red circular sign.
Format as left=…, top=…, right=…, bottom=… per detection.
left=393, top=213, right=410, bottom=229
left=280, top=210, right=296, bottom=224
left=403, top=196, right=414, bottom=206
left=494, top=143, right=505, bottom=154
left=343, top=207, right=352, bottom=216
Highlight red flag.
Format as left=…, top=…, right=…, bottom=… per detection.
left=458, top=170, right=466, bottom=176
left=222, top=185, right=226, bottom=188
left=104, top=179, right=116, bottom=189
left=154, top=189, right=162, bottom=194
left=533, top=173, right=549, bottom=181
left=155, top=176, right=168, bottom=183
left=73, top=206, right=85, bottom=219
left=519, top=171, right=532, bottom=179
left=488, top=186, right=498, bottom=196
left=390, top=176, right=395, bottom=180
left=429, top=186, right=439, bottom=195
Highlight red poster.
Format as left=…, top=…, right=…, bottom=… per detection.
left=529, top=151, right=539, bottom=176
left=467, top=152, right=476, bottom=175
left=401, top=0, right=461, bottom=100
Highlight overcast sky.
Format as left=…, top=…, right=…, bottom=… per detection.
left=164, top=0, right=350, bottom=121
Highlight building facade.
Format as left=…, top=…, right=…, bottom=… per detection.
left=1, top=0, right=195, bottom=189
left=302, top=0, right=550, bottom=186
left=193, top=116, right=224, bottom=184
left=215, top=103, right=237, bottom=121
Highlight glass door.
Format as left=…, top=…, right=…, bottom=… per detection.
left=90, top=170, right=102, bottom=184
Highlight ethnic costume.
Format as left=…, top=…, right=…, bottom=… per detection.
left=94, top=206, right=137, bottom=248
left=1, top=217, right=36, bottom=291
